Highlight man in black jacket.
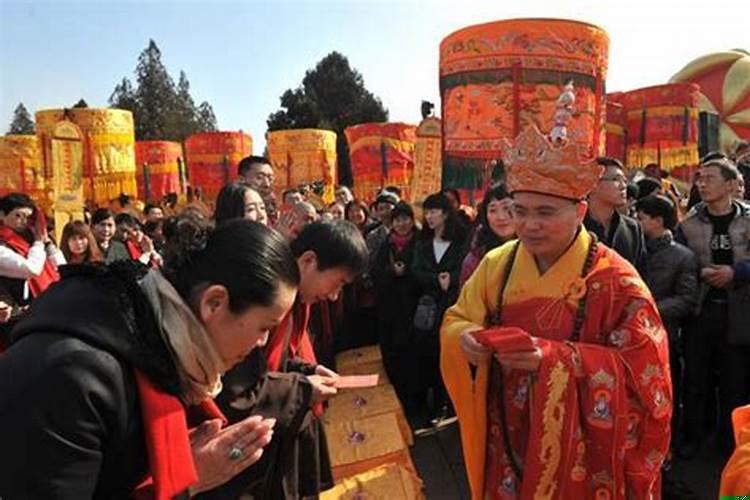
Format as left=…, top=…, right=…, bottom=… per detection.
left=584, top=157, right=647, bottom=276
left=635, top=195, right=698, bottom=436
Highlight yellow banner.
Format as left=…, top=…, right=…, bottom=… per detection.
left=50, top=121, right=85, bottom=242
left=410, top=118, right=443, bottom=205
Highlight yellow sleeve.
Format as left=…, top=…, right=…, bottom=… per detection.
left=439, top=244, right=509, bottom=500
left=721, top=406, right=750, bottom=496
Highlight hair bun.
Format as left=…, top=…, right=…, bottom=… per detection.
left=161, top=210, right=214, bottom=273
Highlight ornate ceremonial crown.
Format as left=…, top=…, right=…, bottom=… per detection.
left=501, top=83, right=604, bottom=200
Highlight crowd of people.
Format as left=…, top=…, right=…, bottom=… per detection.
left=0, top=139, right=749, bottom=497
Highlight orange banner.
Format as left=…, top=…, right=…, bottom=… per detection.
left=439, top=18, right=609, bottom=201
left=344, top=122, right=416, bottom=202
left=135, top=141, right=183, bottom=200
left=185, top=131, right=252, bottom=200
left=267, top=129, right=337, bottom=203
left=620, top=83, right=701, bottom=179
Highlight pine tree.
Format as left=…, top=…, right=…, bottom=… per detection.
left=267, top=52, right=388, bottom=185
left=7, top=103, right=35, bottom=135
left=133, top=39, right=177, bottom=140
left=167, top=71, right=198, bottom=141
left=72, top=99, right=89, bottom=108
left=108, top=40, right=218, bottom=141
left=196, top=102, right=218, bottom=132
left=109, top=77, right=137, bottom=112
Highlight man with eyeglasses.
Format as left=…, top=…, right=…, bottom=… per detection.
left=584, top=157, right=647, bottom=276
left=675, top=154, right=750, bottom=459
left=441, top=126, right=671, bottom=499
left=238, top=155, right=279, bottom=225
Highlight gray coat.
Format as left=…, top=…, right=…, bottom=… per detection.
left=676, top=201, right=750, bottom=344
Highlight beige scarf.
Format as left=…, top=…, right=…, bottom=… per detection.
left=140, top=269, right=224, bottom=405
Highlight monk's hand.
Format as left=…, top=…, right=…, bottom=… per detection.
left=460, top=327, right=491, bottom=366
left=495, top=339, right=542, bottom=372
left=190, top=415, right=275, bottom=494
left=306, top=374, right=338, bottom=403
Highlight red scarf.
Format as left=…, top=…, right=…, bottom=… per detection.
left=126, top=239, right=143, bottom=261
left=265, top=302, right=317, bottom=372
left=389, top=231, right=413, bottom=255
left=132, top=370, right=227, bottom=500
left=264, top=302, right=322, bottom=416
left=0, top=223, right=59, bottom=297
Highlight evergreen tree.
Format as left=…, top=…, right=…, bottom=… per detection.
left=169, top=70, right=198, bottom=140
left=109, top=40, right=219, bottom=141
left=7, top=103, right=35, bottom=135
left=108, top=77, right=137, bottom=113
left=133, top=39, right=177, bottom=140
left=267, top=52, right=388, bottom=185
left=72, top=99, right=89, bottom=108
left=196, top=102, right=218, bottom=132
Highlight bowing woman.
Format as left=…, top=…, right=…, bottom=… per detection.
left=0, top=214, right=300, bottom=499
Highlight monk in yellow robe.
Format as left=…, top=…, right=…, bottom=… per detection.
left=441, top=126, right=672, bottom=499
left=720, top=405, right=750, bottom=495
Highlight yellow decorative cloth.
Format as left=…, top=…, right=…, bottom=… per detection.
left=325, top=412, right=414, bottom=481
left=320, top=464, right=424, bottom=500
left=324, top=384, right=412, bottom=446
left=267, top=129, right=337, bottom=203
left=36, top=108, right=137, bottom=206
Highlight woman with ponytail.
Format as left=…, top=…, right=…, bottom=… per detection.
left=0, top=211, right=300, bottom=498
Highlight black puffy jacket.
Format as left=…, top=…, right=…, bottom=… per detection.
left=643, top=232, right=699, bottom=337
left=0, top=263, right=181, bottom=499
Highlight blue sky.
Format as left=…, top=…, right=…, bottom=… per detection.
left=1, top=0, right=747, bottom=150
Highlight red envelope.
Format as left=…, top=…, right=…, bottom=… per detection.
left=472, top=327, right=535, bottom=354
left=335, top=374, right=380, bottom=389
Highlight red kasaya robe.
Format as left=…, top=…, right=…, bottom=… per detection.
left=441, top=230, right=672, bottom=499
